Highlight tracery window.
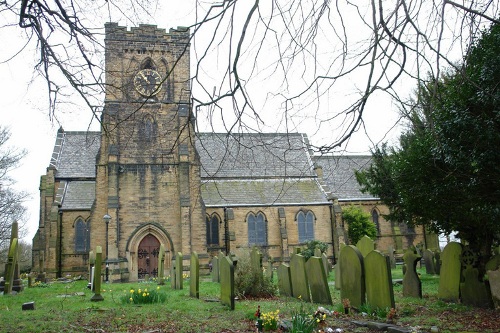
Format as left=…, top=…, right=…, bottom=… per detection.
left=247, top=212, right=267, bottom=246
left=206, top=213, right=220, bottom=246
left=297, top=210, right=315, bottom=243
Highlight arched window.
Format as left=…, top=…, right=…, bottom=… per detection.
left=75, top=218, right=90, bottom=253
left=297, top=210, right=315, bottom=243
left=206, top=214, right=220, bottom=246
left=247, top=212, right=267, bottom=246
left=372, top=209, right=380, bottom=234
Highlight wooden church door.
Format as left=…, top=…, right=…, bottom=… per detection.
left=137, top=234, right=160, bottom=279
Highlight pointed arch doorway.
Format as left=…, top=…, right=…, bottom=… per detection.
left=138, top=234, right=160, bottom=279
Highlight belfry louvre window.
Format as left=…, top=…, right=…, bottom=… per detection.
left=297, top=210, right=315, bottom=243
left=75, top=218, right=90, bottom=253
left=247, top=212, right=267, bottom=246
left=206, top=214, right=220, bottom=245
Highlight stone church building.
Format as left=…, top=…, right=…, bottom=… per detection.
left=32, top=23, right=430, bottom=281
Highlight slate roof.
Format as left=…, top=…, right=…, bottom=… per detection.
left=60, top=181, right=96, bottom=210
left=196, top=132, right=315, bottom=178
left=197, top=132, right=329, bottom=206
left=50, top=129, right=100, bottom=179
left=313, top=155, right=378, bottom=201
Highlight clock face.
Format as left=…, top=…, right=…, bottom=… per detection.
left=134, top=69, right=162, bottom=97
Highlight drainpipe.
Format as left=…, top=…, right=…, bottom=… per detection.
left=58, top=209, right=63, bottom=278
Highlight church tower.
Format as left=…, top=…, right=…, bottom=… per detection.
left=92, top=23, right=205, bottom=281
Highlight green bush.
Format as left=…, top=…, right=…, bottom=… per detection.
left=300, top=240, right=328, bottom=261
left=234, top=249, right=277, bottom=298
left=342, top=205, right=377, bottom=245
left=121, top=286, right=167, bottom=304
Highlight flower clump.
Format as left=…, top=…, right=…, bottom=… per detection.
left=261, top=309, right=280, bottom=330
left=122, top=287, right=167, bottom=304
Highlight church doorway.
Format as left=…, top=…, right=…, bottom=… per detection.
left=137, top=234, right=160, bottom=279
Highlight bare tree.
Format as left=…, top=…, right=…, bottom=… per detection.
left=1, top=0, right=498, bottom=150
left=0, top=126, right=28, bottom=248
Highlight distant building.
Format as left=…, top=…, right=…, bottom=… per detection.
left=32, top=23, right=431, bottom=281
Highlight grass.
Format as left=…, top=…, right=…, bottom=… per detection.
left=0, top=268, right=498, bottom=333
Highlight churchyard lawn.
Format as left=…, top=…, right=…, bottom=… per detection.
left=0, top=268, right=498, bottom=333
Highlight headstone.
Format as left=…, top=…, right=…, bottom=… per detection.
left=250, top=247, right=263, bottom=272
left=3, top=238, right=19, bottom=294
left=158, top=244, right=165, bottom=285
left=190, top=252, right=199, bottom=298
left=365, top=250, right=395, bottom=309
left=335, top=243, right=345, bottom=290
left=170, top=259, right=176, bottom=289
left=434, top=251, right=441, bottom=275
left=266, top=258, right=273, bottom=280
left=387, top=245, right=396, bottom=269
left=277, top=263, right=292, bottom=297
left=220, top=255, right=235, bottom=310
left=306, top=256, right=332, bottom=305
left=289, top=253, right=310, bottom=302
left=487, top=268, right=500, bottom=308
left=322, top=252, right=330, bottom=275
left=356, top=235, right=375, bottom=257
left=90, top=246, right=104, bottom=302
left=460, top=266, right=493, bottom=308
left=175, top=252, right=183, bottom=290
left=88, top=250, right=95, bottom=289
left=90, top=267, right=95, bottom=292
left=423, top=249, right=436, bottom=275
left=339, top=245, right=365, bottom=308
left=485, top=254, right=500, bottom=273
left=402, top=248, right=422, bottom=298
left=314, top=248, right=322, bottom=258
left=211, top=256, right=220, bottom=282
left=438, top=242, right=463, bottom=302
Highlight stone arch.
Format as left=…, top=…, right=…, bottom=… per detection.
left=126, top=223, right=174, bottom=281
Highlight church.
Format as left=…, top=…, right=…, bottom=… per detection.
left=32, top=23, right=430, bottom=281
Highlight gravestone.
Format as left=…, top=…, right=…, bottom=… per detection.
left=434, top=251, right=441, bottom=275
left=335, top=243, right=346, bottom=290
left=170, top=259, right=176, bottom=289
left=306, top=256, right=332, bottom=305
left=485, top=254, right=500, bottom=273
left=357, top=235, right=375, bottom=257
left=175, top=252, right=183, bottom=290
left=423, top=249, right=436, bottom=275
left=365, top=250, right=395, bottom=309
left=277, top=263, right=293, bottom=297
left=290, top=253, right=310, bottom=302
left=438, top=242, right=463, bottom=302
left=487, top=268, right=500, bottom=308
left=88, top=250, right=95, bottom=289
left=250, top=247, right=263, bottom=272
left=220, top=255, right=235, bottom=310
left=460, top=266, right=492, bottom=308
left=402, top=248, right=422, bottom=298
left=460, top=248, right=492, bottom=308
left=339, top=245, right=365, bottom=308
left=157, top=244, right=165, bottom=285
left=3, top=238, right=19, bottom=294
left=266, top=258, right=273, bottom=280
left=211, top=256, right=220, bottom=282
left=322, top=252, right=330, bottom=276
left=388, top=245, right=396, bottom=269
left=90, top=246, right=104, bottom=302
left=190, top=252, right=199, bottom=298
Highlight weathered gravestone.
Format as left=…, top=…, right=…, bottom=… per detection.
left=3, top=238, right=19, bottom=294
left=388, top=245, right=396, bottom=269
left=250, top=247, right=263, bottom=272
left=170, top=258, right=176, bottom=289
left=290, top=253, right=310, bottom=302
left=365, top=250, right=395, bottom=309
left=220, top=255, right=235, bottom=310
left=266, top=257, right=273, bottom=280
left=402, top=248, right=422, bottom=298
left=157, top=244, right=166, bottom=285
left=190, top=252, right=199, bottom=298
left=339, top=245, right=365, bottom=308
left=322, top=252, right=330, bottom=276
left=335, top=243, right=346, bottom=290
left=87, top=250, right=95, bottom=289
left=434, top=251, right=441, bottom=275
left=277, top=263, right=293, bottom=297
left=211, top=256, right=220, bottom=282
left=423, top=249, right=436, bottom=275
left=306, top=256, right=332, bottom=305
left=90, top=246, right=104, bottom=302
left=438, top=242, right=462, bottom=302
left=357, top=235, right=375, bottom=257
left=487, top=268, right=500, bottom=308
left=460, top=248, right=492, bottom=308
left=175, top=252, right=183, bottom=290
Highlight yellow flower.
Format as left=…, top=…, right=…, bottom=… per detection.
left=129, top=297, right=133, bottom=302
left=138, top=288, right=142, bottom=293
left=130, top=289, right=134, bottom=293
left=144, top=288, right=148, bottom=293
left=142, top=293, right=147, bottom=297
left=157, top=286, right=160, bottom=290
left=298, top=295, right=302, bottom=300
